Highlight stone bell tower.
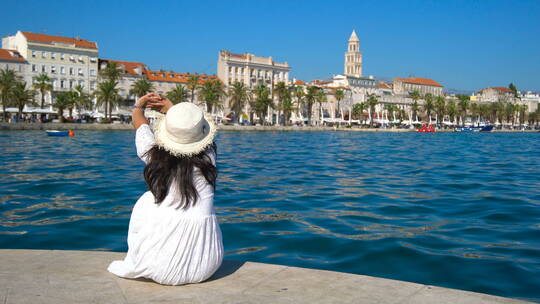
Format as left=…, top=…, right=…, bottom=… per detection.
left=344, top=30, right=362, bottom=77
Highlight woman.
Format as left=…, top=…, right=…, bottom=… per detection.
left=108, top=93, right=223, bottom=285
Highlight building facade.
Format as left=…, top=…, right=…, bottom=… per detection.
left=217, top=50, right=290, bottom=89
left=344, top=30, right=362, bottom=77
left=2, top=31, right=99, bottom=106
left=475, top=87, right=515, bottom=103
left=146, top=70, right=218, bottom=102
left=99, top=59, right=147, bottom=102
left=393, top=76, right=444, bottom=96
left=0, top=49, right=27, bottom=76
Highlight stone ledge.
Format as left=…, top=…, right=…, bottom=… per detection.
left=0, top=249, right=530, bottom=304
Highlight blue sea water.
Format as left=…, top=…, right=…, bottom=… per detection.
left=0, top=130, right=539, bottom=301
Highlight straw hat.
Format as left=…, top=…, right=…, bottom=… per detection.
left=154, top=102, right=217, bottom=156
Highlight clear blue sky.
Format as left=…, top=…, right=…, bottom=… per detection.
left=1, top=0, right=539, bottom=92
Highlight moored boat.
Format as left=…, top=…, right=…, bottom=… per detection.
left=417, top=124, right=435, bottom=132
left=454, top=125, right=493, bottom=132
left=45, top=130, right=74, bottom=137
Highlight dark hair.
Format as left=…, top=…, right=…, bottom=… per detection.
left=143, top=143, right=217, bottom=209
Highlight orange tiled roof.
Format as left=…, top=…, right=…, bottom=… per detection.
left=21, top=31, right=97, bottom=49
left=99, top=59, right=146, bottom=76
left=0, top=49, right=26, bottom=62
left=395, top=77, right=443, bottom=87
left=146, top=71, right=218, bottom=84
left=294, top=80, right=306, bottom=85
left=479, top=87, right=513, bottom=94
left=378, top=82, right=392, bottom=89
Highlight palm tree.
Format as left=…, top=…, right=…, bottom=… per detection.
left=469, top=102, right=479, bottom=125
left=518, top=104, right=528, bottom=126
left=304, top=86, right=318, bottom=125
left=130, top=78, right=154, bottom=100
left=52, top=91, right=74, bottom=123
left=316, top=89, right=327, bottom=125
left=335, top=89, right=345, bottom=124
left=457, top=94, right=469, bottom=126
left=423, top=93, right=434, bottom=123
left=166, top=84, right=189, bottom=104
left=352, top=103, right=365, bottom=122
left=199, top=79, right=226, bottom=114
left=228, top=82, right=250, bottom=124
left=504, top=102, right=515, bottom=125
left=11, top=81, right=36, bottom=118
left=411, top=101, right=419, bottom=123
left=293, top=86, right=305, bottom=121
left=72, top=85, right=93, bottom=117
left=281, top=88, right=294, bottom=126
left=94, top=80, right=120, bottom=120
left=33, top=73, right=53, bottom=108
left=366, top=94, right=379, bottom=127
left=274, top=82, right=289, bottom=125
left=251, top=84, right=272, bottom=125
left=0, top=68, right=20, bottom=121
left=186, top=76, right=200, bottom=103
left=447, top=99, right=457, bottom=124
left=99, top=62, right=123, bottom=82
left=434, top=95, right=446, bottom=127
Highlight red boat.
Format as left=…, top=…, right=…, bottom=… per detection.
left=417, top=124, right=435, bottom=132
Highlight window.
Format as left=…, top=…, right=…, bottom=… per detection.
left=90, top=69, right=96, bottom=76
left=90, top=81, right=96, bottom=90
left=32, top=51, right=36, bottom=58
left=61, top=53, right=65, bottom=60
left=41, top=65, right=46, bottom=72
left=51, top=52, right=56, bottom=59
left=90, top=57, right=97, bottom=63
left=69, top=55, right=75, bottom=61
left=51, top=66, right=56, bottom=74
left=52, top=79, right=57, bottom=88
left=60, top=80, right=65, bottom=88
left=42, top=51, right=47, bottom=58
left=78, top=68, right=83, bottom=76
left=60, top=66, right=65, bottom=74
left=69, top=67, right=74, bottom=75
left=78, top=56, right=83, bottom=62
left=79, top=80, right=84, bottom=87
left=32, top=64, right=37, bottom=72
left=69, top=80, right=74, bottom=88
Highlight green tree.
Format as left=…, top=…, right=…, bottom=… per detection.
left=366, top=94, right=379, bottom=126
left=0, top=68, right=20, bottom=121
left=456, top=94, right=470, bottom=125
left=434, top=95, right=446, bottom=127
left=352, top=103, right=365, bottom=121
left=281, top=87, right=294, bottom=126
left=316, top=89, right=327, bottom=125
left=186, top=76, right=200, bottom=103
left=251, top=84, right=272, bottom=125
left=130, top=78, right=154, bottom=100
left=274, top=82, right=289, bottom=125
left=52, top=91, right=74, bottom=123
left=11, top=81, right=36, bottom=118
left=411, top=101, right=419, bottom=122
left=166, top=84, right=189, bottom=104
left=94, top=80, right=120, bottom=120
left=447, top=99, right=457, bottom=124
left=335, top=89, right=345, bottom=120
left=33, top=73, right=53, bottom=109
left=293, top=86, right=305, bottom=119
left=508, top=83, right=518, bottom=98
left=228, top=82, right=250, bottom=123
left=304, top=86, right=319, bottom=125
left=72, top=85, right=93, bottom=117
left=199, top=79, right=226, bottom=114
left=423, top=93, right=434, bottom=123
left=99, top=62, right=123, bottom=82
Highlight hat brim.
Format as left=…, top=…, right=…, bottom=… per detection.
left=153, top=113, right=217, bottom=157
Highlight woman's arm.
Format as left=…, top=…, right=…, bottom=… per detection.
left=132, top=93, right=174, bottom=130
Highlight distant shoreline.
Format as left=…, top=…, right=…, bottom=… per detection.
left=0, top=122, right=537, bottom=133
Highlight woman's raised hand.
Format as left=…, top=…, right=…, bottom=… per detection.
left=135, top=92, right=161, bottom=108
left=147, top=94, right=174, bottom=114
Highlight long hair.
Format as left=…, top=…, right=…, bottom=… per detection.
left=143, top=143, right=217, bottom=209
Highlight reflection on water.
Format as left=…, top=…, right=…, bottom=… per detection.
left=0, top=130, right=539, bottom=301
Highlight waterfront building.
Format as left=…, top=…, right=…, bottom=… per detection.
left=99, top=59, right=147, bottom=104
left=217, top=50, right=290, bottom=89
left=344, top=30, right=362, bottom=77
left=146, top=70, right=217, bottom=102
left=519, top=91, right=539, bottom=112
left=0, top=49, right=27, bottom=76
left=2, top=31, right=99, bottom=107
left=475, top=87, right=515, bottom=103
left=393, top=76, right=444, bottom=96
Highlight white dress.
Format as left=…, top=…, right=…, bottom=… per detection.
left=108, top=124, right=224, bottom=285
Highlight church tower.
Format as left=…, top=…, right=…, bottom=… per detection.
left=344, top=30, right=362, bottom=77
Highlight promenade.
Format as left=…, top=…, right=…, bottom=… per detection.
left=0, top=122, right=537, bottom=132
left=0, top=249, right=530, bottom=303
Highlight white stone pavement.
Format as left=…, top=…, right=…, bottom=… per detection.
left=0, top=250, right=531, bottom=304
